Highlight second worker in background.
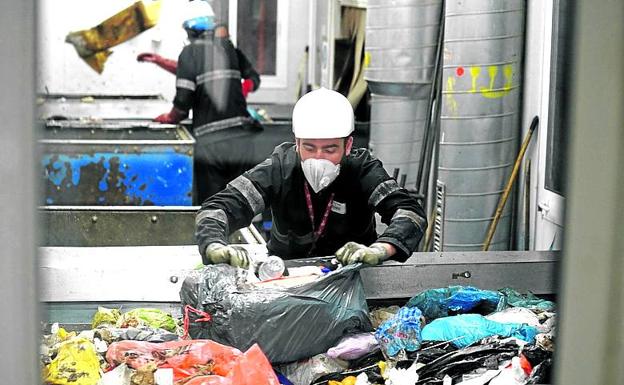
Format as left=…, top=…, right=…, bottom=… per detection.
left=139, top=0, right=262, bottom=202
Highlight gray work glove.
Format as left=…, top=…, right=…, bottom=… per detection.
left=335, top=242, right=388, bottom=266
left=204, top=243, right=250, bottom=268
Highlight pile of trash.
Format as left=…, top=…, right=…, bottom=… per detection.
left=276, top=286, right=555, bottom=385
left=41, top=307, right=280, bottom=385
left=42, top=263, right=555, bottom=385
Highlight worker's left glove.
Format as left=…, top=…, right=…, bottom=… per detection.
left=335, top=242, right=388, bottom=266
left=204, top=243, right=250, bottom=268
left=154, top=107, right=188, bottom=124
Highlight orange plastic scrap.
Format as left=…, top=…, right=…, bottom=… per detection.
left=184, top=377, right=231, bottom=385
left=65, top=0, right=161, bottom=73
left=225, top=344, right=281, bottom=385
left=105, top=340, right=279, bottom=385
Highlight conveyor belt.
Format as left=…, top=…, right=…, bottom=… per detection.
left=40, top=245, right=557, bottom=325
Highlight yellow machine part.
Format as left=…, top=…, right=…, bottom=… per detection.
left=66, top=0, right=162, bottom=73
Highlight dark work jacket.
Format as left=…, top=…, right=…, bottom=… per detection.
left=195, top=143, right=428, bottom=262
left=173, top=36, right=260, bottom=136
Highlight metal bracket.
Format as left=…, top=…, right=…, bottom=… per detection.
left=433, top=180, right=446, bottom=251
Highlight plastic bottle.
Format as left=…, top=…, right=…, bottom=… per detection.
left=258, top=255, right=286, bottom=280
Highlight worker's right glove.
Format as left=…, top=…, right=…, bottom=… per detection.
left=335, top=242, right=388, bottom=266
left=154, top=106, right=188, bottom=124
left=137, top=52, right=178, bottom=74
left=241, top=78, right=255, bottom=98
left=204, top=243, right=250, bottom=268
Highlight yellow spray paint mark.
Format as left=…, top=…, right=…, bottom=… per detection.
left=469, top=66, right=481, bottom=93
left=364, top=51, right=371, bottom=68
left=446, top=76, right=458, bottom=115
left=479, top=64, right=514, bottom=99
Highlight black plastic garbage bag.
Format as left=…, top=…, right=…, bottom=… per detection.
left=415, top=341, right=519, bottom=384
left=180, top=264, right=372, bottom=363
left=522, top=345, right=553, bottom=384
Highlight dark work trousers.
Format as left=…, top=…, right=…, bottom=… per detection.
left=193, top=124, right=263, bottom=204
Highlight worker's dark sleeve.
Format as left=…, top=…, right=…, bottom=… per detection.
left=195, top=157, right=275, bottom=258
left=360, top=156, right=427, bottom=262
left=172, top=47, right=196, bottom=112
left=236, top=48, right=261, bottom=91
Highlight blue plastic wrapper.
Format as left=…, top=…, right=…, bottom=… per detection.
left=421, top=314, right=539, bottom=348
left=407, top=286, right=505, bottom=321
left=374, top=306, right=423, bottom=357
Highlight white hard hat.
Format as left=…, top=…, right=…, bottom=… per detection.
left=182, top=0, right=216, bottom=31
left=292, top=88, right=355, bottom=139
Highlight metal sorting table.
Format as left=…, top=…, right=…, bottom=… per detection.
left=41, top=206, right=200, bottom=247
left=40, top=245, right=557, bottom=325
left=37, top=95, right=174, bottom=120
left=40, top=120, right=195, bottom=206
left=40, top=206, right=266, bottom=247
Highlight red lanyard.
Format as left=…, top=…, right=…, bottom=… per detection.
left=303, top=182, right=335, bottom=241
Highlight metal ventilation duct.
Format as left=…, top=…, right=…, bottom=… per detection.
left=369, top=93, right=429, bottom=187
left=365, top=0, right=443, bottom=187
left=365, top=0, right=443, bottom=93
left=437, top=0, right=525, bottom=251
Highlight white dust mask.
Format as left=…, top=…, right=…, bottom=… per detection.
left=301, top=158, right=341, bottom=193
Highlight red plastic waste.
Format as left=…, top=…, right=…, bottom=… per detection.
left=106, top=339, right=279, bottom=385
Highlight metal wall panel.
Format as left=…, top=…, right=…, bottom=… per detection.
left=0, top=0, right=39, bottom=382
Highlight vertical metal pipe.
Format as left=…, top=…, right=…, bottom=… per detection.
left=365, top=0, right=443, bottom=188
left=416, top=0, right=446, bottom=194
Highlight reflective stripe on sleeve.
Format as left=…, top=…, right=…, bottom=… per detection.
left=392, top=208, right=426, bottom=233
left=195, top=208, right=228, bottom=226
left=368, top=179, right=401, bottom=207
left=229, top=175, right=265, bottom=215
left=176, top=78, right=196, bottom=91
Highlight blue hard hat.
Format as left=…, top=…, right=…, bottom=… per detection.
left=183, top=16, right=215, bottom=32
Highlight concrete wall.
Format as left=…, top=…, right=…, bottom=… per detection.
left=37, top=0, right=308, bottom=105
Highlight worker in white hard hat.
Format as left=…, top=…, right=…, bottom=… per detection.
left=195, top=88, right=427, bottom=268
left=137, top=0, right=262, bottom=202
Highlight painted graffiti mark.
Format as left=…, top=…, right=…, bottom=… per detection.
left=469, top=66, right=481, bottom=93
left=479, top=64, right=514, bottom=98
left=446, top=76, right=459, bottom=115
left=447, top=63, right=515, bottom=100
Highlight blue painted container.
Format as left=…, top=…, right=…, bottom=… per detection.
left=40, top=120, right=195, bottom=206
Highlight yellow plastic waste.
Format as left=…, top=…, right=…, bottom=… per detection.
left=56, top=327, right=76, bottom=342
left=92, top=306, right=121, bottom=329
left=378, top=360, right=387, bottom=378
left=65, top=0, right=162, bottom=73
left=43, top=337, right=101, bottom=385
left=116, top=308, right=178, bottom=332
left=328, top=376, right=357, bottom=385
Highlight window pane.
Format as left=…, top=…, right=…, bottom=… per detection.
left=237, top=0, right=277, bottom=75
left=545, top=0, right=570, bottom=195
